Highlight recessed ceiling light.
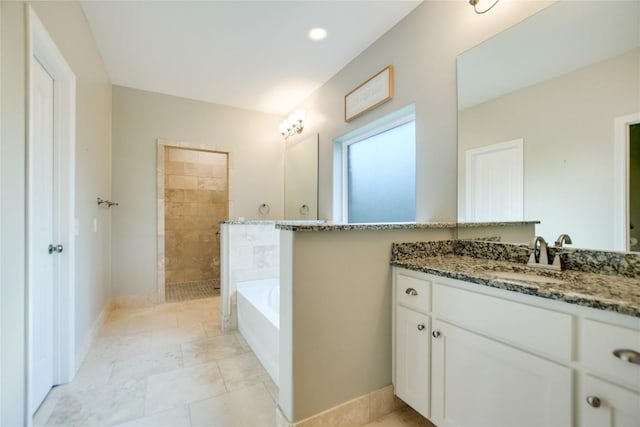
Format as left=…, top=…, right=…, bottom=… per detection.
left=308, top=27, right=328, bottom=41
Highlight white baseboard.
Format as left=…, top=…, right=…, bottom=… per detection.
left=74, top=297, right=115, bottom=373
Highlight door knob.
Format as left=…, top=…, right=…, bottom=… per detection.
left=432, top=330, right=441, bottom=338
left=48, top=244, right=64, bottom=254
left=586, top=396, right=601, bottom=408
left=417, top=324, right=425, bottom=331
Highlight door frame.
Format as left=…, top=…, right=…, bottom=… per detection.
left=156, top=139, right=232, bottom=303
left=26, top=5, right=76, bottom=416
left=613, top=113, right=640, bottom=252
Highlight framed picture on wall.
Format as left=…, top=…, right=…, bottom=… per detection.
left=344, top=65, right=394, bottom=122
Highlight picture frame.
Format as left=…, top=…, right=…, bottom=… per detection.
left=344, top=65, right=394, bottom=122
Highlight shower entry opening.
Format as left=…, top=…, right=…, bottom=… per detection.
left=158, top=142, right=229, bottom=303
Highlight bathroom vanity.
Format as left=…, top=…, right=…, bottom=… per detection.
left=391, top=241, right=640, bottom=427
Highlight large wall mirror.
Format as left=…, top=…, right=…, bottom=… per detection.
left=285, top=133, right=319, bottom=220
left=457, top=0, right=640, bottom=251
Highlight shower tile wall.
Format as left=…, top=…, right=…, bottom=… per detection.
left=164, top=147, right=228, bottom=290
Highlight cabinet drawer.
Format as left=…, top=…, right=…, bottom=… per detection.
left=396, top=272, right=431, bottom=313
left=433, top=281, right=574, bottom=361
left=581, top=319, right=640, bottom=387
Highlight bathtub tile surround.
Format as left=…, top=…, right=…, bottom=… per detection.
left=220, top=222, right=281, bottom=331
left=391, top=240, right=640, bottom=317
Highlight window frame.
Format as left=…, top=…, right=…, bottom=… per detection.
left=336, top=108, right=416, bottom=223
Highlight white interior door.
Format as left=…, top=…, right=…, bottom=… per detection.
left=465, top=139, right=524, bottom=222
left=29, top=58, right=56, bottom=411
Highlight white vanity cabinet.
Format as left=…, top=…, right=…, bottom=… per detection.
left=392, top=270, right=432, bottom=418
left=392, top=267, right=640, bottom=427
left=579, top=320, right=640, bottom=427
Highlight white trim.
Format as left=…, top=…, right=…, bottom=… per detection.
left=0, top=4, right=3, bottom=423
left=613, top=113, right=640, bottom=252
left=75, top=299, right=113, bottom=368
left=27, top=5, right=76, bottom=418
left=333, top=105, right=416, bottom=223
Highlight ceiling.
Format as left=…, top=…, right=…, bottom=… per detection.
left=80, top=0, right=422, bottom=116
left=457, top=0, right=640, bottom=110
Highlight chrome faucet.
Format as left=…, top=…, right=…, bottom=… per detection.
left=528, top=236, right=549, bottom=267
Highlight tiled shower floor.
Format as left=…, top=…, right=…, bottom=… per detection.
left=166, top=280, right=220, bottom=303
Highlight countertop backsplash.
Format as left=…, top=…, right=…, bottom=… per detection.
left=392, top=240, right=640, bottom=278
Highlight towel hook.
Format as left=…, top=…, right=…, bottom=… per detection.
left=258, top=203, right=270, bottom=215
left=97, top=197, right=119, bottom=208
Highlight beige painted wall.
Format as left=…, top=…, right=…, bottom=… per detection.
left=458, top=49, right=640, bottom=250
left=111, top=86, right=283, bottom=297
left=0, top=1, right=112, bottom=424
left=290, top=0, right=553, bottom=223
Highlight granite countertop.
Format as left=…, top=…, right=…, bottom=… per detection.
left=274, top=221, right=539, bottom=231
left=276, top=222, right=455, bottom=231
left=392, top=254, right=640, bottom=318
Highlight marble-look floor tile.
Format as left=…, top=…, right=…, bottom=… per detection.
left=176, top=307, right=218, bottom=328
left=32, top=394, right=59, bottom=426
left=89, top=331, right=152, bottom=361
left=114, top=406, right=191, bottom=427
left=264, top=378, right=279, bottom=404
left=45, top=379, right=146, bottom=426
left=151, top=323, right=207, bottom=351
left=233, top=331, right=252, bottom=352
left=51, top=356, right=115, bottom=394
left=189, top=383, right=275, bottom=427
left=217, top=352, right=271, bottom=392
left=110, top=346, right=183, bottom=383
left=363, top=406, right=435, bottom=427
left=181, top=334, right=247, bottom=367
left=145, top=361, right=227, bottom=415
left=202, top=320, right=222, bottom=338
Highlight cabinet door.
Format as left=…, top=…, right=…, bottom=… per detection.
left=395, top=305, right=430, bottom=418
left=431, top=320, right=572, bottom=427
left=580, top=375, right=640, bottom=427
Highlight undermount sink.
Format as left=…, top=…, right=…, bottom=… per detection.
left=486, top=271, right=566, bottom=285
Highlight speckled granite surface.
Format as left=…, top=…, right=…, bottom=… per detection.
left=275, top=222, right=457, bottom=231
left=221, top=220, right=326, bottom=225
left=457, top=221, right=540, bottom=228
left=275, top=221, right=538, bottom=231
left=391, top=240, right=640, bottom=318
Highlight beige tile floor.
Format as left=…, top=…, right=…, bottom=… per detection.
left=33, top=296, right=431, bottom=427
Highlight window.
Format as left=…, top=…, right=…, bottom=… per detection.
left=335, top=106, right=416, bottom=223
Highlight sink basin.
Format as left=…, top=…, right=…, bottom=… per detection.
left=486, top=271, right=566, bottom=285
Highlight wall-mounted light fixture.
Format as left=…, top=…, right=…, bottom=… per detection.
left=279, top=109, right=306, bottom=140
left=468, top=0, right=500, bottom=14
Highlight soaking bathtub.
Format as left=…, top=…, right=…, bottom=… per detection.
left=236, top=278, right=279, bottom=385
